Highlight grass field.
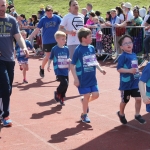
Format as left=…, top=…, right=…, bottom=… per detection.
left=14, top=0, right=150, bottom=18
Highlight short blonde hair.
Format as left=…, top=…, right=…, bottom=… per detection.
left=110, top=9, right=117, bottom=13
left=93, top=16, right=99, bottom=21
left=20, top=30, right=27, bottom=35
left=54, top=31, right=66, bottom=40
left=82, top=8, right=87, bottom=13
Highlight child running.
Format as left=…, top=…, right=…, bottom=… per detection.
left=15, top=30, right=34, bottom=83
left=139, top=62, right=150, bottom=112
left=47, top=31, right=70, bottom=106
left=70, top=27, right=106, bottom=123
left=117, top=34, right=146, bottom=124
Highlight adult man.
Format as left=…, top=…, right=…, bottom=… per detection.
left=0, top=0, right=29, bottom=127
left=59, top=0, right=84, bottom=59
left=86, top=3, right=94, bottom=17
left=29, top=5, right=61, bottom=77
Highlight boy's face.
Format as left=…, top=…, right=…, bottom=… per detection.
left=120, top=37, right=133, bottom=53
left=56, top=36, right=66, bottom=46
left=21, top=33, right=27, bottom=40
left=82, top=34, right=92, bottom=44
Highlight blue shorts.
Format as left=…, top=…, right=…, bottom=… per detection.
left=17, top=57, right=28, bottom=64
left=78, top=85, right=99, bottom=95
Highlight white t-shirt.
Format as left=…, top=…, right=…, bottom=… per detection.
left=141, top=15, right=150, bottom=34
left=119, top=14, right=124, bottom=22
left=126, top=10, right=134, bottom=22
left=60, top=13, right=84, bottom=45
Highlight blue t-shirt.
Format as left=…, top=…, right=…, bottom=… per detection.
left=0, top=14, right=19, bottom=61
left=37, top=15, right=61, bottom=44
left=50, top=45, right=69, bottom=76
left=140, top=62, right=150, bottom=97
left=117, top=52, right=139, bottom=90
left=71, top=44, right=97, bottom=88
left=15, top=40, right=33, bottom=59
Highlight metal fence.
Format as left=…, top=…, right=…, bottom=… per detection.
left=92, top=26, right=146, bottom=65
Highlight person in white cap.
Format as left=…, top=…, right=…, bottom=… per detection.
left=123, top=2, right=134, bottom=22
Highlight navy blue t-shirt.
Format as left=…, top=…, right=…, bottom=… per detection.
left=117, top=52, right=139, bottom=90
left=50, top=45, right=69, bottom=76
left=0, top=14, right=19, bottom=61
left=140, top=62, right=150, bottom=97
left=71, top=44, right=97, bottom=88
left=37, top=15, right=61, bottom=44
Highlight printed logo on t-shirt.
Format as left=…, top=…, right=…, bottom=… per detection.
left=0, top=21, right=12, bottom=37
left=83, top=54, right=98, bottom=67
left=72, top=17, right=84, bottom=30
left=58, top=55, right=69, bottom=69
left=45, top=21, right=56, bottom=28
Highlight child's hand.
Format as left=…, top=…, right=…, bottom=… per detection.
left=47, top=66, right=51, bottom=72
left=129, top=68, right=137, bottom=74
left=142, top=96, right=150, bottom=104
left=74, top=78, right=80, bottom=87
left=101, top=69, right=106, bottom=75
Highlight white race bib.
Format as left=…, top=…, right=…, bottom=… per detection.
left=83, top=54, right=98, bottom=66
left=58, top=57, right=69, bottom=69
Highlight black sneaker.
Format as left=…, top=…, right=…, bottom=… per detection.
left=135, top=115, right=146, bottom=124
left=39, top=66, right=44, bottom=77
left=23, top=79, right=28, bottom=84
left=117, top=111, right=127, bottom=124
left=54, top=91, right=60, bottom=102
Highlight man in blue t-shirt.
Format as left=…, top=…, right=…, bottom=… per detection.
left=29, top=5, right=62, bottom=77
left=117, top=34, right=146, bottom=125
left=71, top=27, right=106, bottom=123
left=0, top=0, right=29, bottom=127
left=139, top=62, right=150, bottom=112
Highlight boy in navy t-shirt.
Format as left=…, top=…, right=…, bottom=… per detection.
left=139, top=62, right=150, bottom=112
left=47, top=31, right=70, bottom=105
left=117, top=34, right=146, bottom=124
left=71, top=27, right=106, bottom=123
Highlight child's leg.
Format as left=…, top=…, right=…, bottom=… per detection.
left=119, top=102, right=127, bottom=116
left=82, top=93, right=90, bottom=114
left=88, top=92, right=99, bottom=102
left=135, top=97, right=141, bottom=116
left=22, top=64, right=26, bottom=80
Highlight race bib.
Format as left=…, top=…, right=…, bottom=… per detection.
left=83, top=54, right=98, bottom=66
left=58, top=57, right=69, bottom=69
left=20, top=49, right=25, bottom=57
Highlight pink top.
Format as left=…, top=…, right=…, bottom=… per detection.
left=96, top=31, right=103, bottom=41
left=85, top=19, right=94, bottom=25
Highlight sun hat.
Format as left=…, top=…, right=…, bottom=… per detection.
left=123, top=2, right=132, bottom=9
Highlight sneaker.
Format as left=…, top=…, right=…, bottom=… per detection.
left=54, top=91, right=60, bottom=102
left=60, top=97, right=65, bottom=106
left=135, top=115, right=146, bottom=124
left=117, top=111, right=127, bottom=124
left=23, top=79, right=28, bottom=84
left=80, top=97, right=89, bottom=113
left=2, top=117, right=12, bottom=127
left=81, top=114, right=90, bottom=123
left=39, top=66, right=44, bottom=77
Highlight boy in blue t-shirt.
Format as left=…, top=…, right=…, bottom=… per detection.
left=15, top=30, right=35, bottom=83
left=47, top=31, right=70, bottom=106
left=71, top=27, right=106, bottom=123
left=117, top=34, right=146, bottom=124
left=139, top=62, right=150, bottom=112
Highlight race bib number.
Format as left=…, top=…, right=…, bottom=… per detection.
left=20, top=49, right=25, bottom=57
left=83, top=54, right=98, bottom=66
left=58, top=57, right=69, bottom=69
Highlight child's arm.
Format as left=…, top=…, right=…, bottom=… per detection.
left=47, top=59, right=52, bottom=72
left=70, top=64, right=80, bottom=87
left=96, top=64, right=106, bottom=75
left=117, top=68, right=136, bottom=74
left=139, top=81, right=150, bottom=104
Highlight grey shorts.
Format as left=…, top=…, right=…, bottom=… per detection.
left=68, top=45, right=78, bottom=59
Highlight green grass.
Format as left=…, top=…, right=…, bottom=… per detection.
left=14, top=0, right=149, bottom=18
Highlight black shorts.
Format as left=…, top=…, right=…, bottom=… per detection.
left=43, top=43, right=57, bottom=52
left=121, top=89, right=141, bottom=103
